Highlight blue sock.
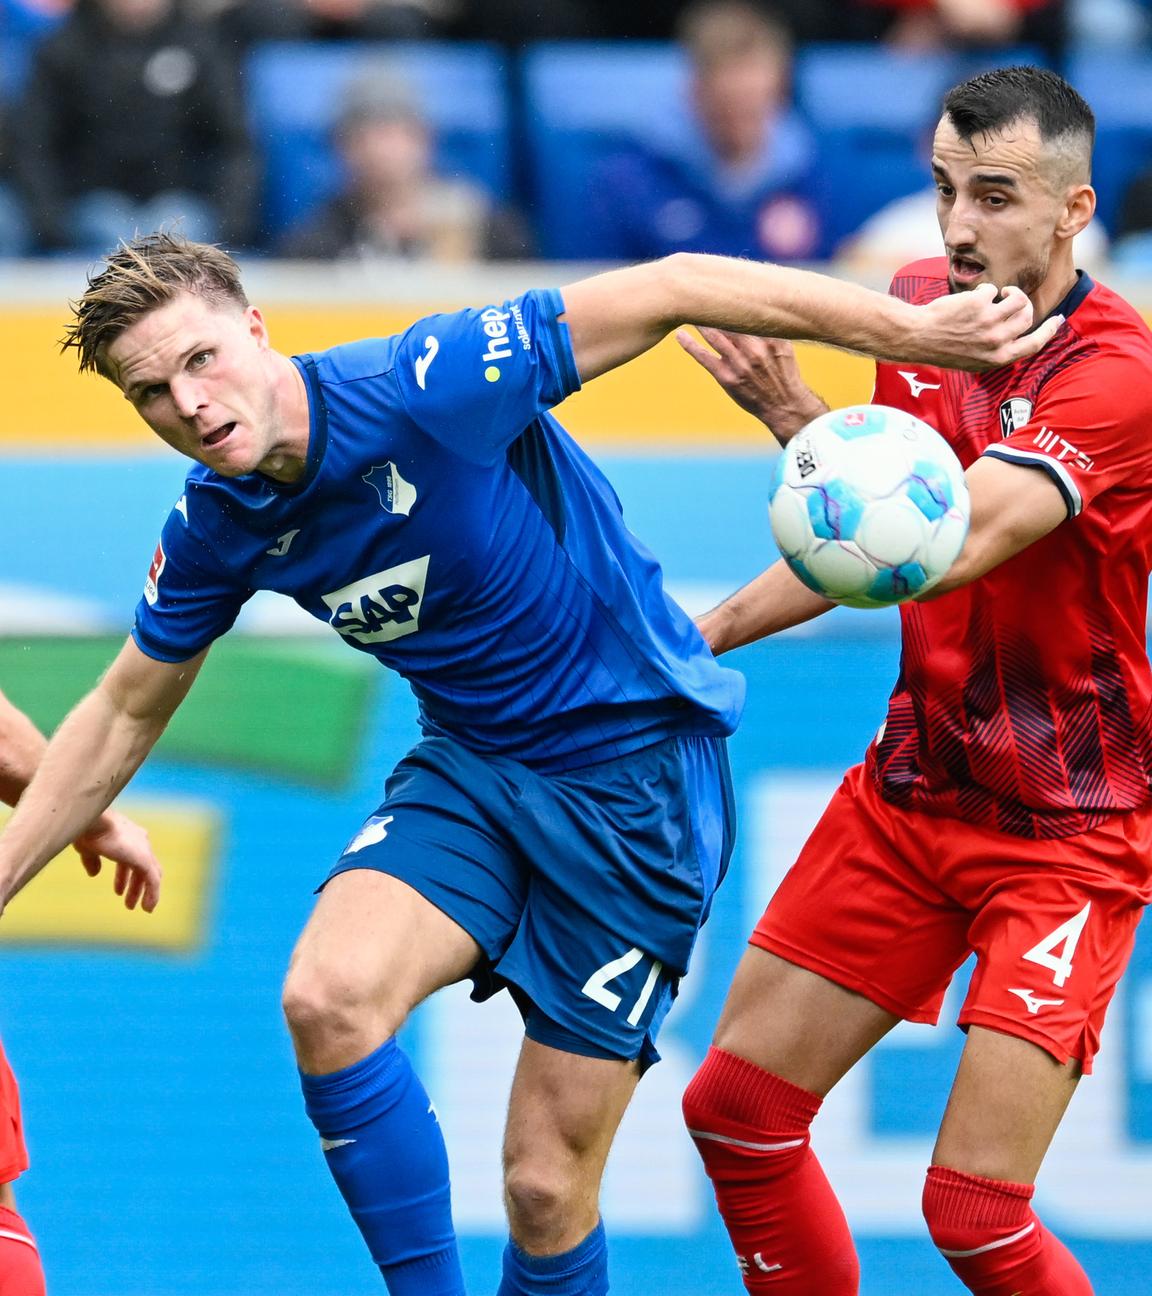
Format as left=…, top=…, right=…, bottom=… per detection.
left=497, top=1221, right=608, bottom=1296
left=299, top=1036, right=466, bottom=1295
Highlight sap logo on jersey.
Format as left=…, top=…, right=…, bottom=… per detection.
left=322, top=556, right=430, bottom=645
left=144, top=540, right=166, bottom=606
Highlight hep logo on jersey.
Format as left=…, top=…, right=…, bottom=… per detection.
left=144, top=540, right=166, bottom=606
left=322, top=556, right=430, bottom=645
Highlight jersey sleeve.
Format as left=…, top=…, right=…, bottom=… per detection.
left=392, top=288, right=582, bottom=464
left=981, top=349, right=1152, bottom=519
left=131, top=499, right=252, bottom=663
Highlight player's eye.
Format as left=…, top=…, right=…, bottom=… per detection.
left=936, top=185, right=955, bottom=199
left=189, top=350, right=212, bottom=369
left=140, top=384, right=165, bottom=403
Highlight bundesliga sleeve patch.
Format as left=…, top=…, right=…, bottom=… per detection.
left=143, top=539, right=166, bottom=606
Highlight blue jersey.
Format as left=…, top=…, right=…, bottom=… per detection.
left=132, top=289, right=744, bottom=771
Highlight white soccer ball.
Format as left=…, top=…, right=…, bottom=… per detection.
left=768, top=404, right=970, bottom=609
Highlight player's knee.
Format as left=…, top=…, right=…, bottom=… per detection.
left=503, top=1157, right=577, bottom=1238
left=281, top=958, right=398, bottom=1053
left=921, top=1165, right=1032, bottom=1255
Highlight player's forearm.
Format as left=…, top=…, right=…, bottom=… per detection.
left=698, top=561, right=836, bottom=655
left=0, top=687, right=164, bottom=901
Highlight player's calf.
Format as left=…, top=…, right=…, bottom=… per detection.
left=683, top=1046, right=858, bottom=1294
left=922, top=1166, right=1093, bottom=1295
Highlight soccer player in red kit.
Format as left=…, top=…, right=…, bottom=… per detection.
left=677, top=66, right=1151, bottom=1294
left=0, top=687, right=160, bottom=1294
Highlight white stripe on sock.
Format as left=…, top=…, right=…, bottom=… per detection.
left=939, top=1222, right=1036, bottom=1259
left=687, top=1128, right=805, bottom=1152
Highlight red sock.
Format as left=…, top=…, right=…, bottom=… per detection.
left=0, top=1206, right=45, bottom=1296
left=682, top=1046, right=858, bottom=1294
left=923, top=1166, right=1093, bottom=1295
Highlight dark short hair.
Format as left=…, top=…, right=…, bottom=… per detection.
left=942, top=65, right=1095, bottom=160
left=63, top=231, right=249, bottom=377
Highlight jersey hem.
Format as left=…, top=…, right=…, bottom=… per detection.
left=130, top=625, right=206, bottom=665
left=748, top=931, right=941, bottom=1025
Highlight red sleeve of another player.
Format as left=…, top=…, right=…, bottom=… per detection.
left=0, top=1044, right=28, bottom=1184
left=982, top=350, right=1152, bottom=518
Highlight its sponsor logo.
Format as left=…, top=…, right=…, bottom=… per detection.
left=322, top=556, right=430, bottom=645
left=1032, top=426, right=1094, bottom=472
left=1007, top=987, right=1065, bottom=1016
left=999, top=397, right=1034, bottom=438
left=174, top=494, right=188, bottom=523
left=266, top=529, right=300, bottom=557
left=363, top=462, right=417, bottom=516
left=737, top=1254, right=782, bottom=1276
left=479, top=304, right=531, bottom=383
left=144, top=540, right=166, bottom=606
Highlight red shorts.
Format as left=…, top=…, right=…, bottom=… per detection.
left=0, top=1044, right=27, bottom=1185
left=753, top=764, right=1152, bottom=1073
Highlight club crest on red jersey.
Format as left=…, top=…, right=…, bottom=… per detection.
left=999, top=397, right=1034, bottom=438
left=144, top=540, right=166, bottom=606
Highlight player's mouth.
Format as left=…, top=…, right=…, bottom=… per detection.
left=202, top=421, right=236, bottom=449
left=949, top=255, right=986, bottom=285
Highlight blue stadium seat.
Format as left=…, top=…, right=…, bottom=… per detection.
left=521, top=42, right=692, bottom=259
left=246, top=41, right=512, bottom=241
left=796, top=45, right=1047, bottom=251
left=1068, top=51, right=1152, bottom=234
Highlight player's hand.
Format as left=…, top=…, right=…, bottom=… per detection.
left=72, top=809, right=162, bottom=913
left=914, top=284, right=1064, bottom=371
left=676, top=327, right=829, bottom=443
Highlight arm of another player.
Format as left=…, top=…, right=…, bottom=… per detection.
left=559, top=253, right=1062, bottom=382
left=0, top=687, right=155, bottom=908
left=918, top=456, right=1068, bottom=598
left=0, top=639, right=207, bottom=912
left=698, top=562, right=835, bottom=655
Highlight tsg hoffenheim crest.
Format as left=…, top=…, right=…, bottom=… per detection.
left=999, top=397, right=1034, bottom=438
left=363, top=462, right=417, bottom=515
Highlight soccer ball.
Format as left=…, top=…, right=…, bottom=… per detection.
left=768, top=404, right=970, bottom=609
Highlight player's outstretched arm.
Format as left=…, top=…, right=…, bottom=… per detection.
left=698, top=561, right=835, bottom=655
left=0, top=639, right=206, bottom=912
left=559, top=254, right=1063, bottom=383
left=918, top=456, right=1068, bottom=599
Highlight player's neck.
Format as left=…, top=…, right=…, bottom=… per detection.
left=259, top=353, right=312, bottom=484
left=1030, top=257, right=1079, bottom=328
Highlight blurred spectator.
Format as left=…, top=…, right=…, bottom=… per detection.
left=1069, top=0, right=1149, bottom=45
left=1113, top=164, right=1152, bottom=268
left=0, top=117, right=31, bottom=257
left=854, top=0, right=1065, bottom=56
left=591, top=1, right=825, bottom=264
left=12, top=0, right=259, bottom=254
left=200, top=0, right=458, bottom=46
left=278, top=72, right=532, bottom=262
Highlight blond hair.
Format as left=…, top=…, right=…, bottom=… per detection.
left=63, top=232, right=249, bottom=377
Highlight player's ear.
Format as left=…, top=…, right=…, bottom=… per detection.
left=246, top=305, right=270, bottom=348
left=1056, top=184, right=1095, bottom=241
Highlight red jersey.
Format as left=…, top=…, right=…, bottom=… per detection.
left=867, top=258, right=1152, bottom=838
left=0, top=1040, right=27, bottom=1184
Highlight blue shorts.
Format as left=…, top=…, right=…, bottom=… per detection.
left=324, top=733, right=736, bottom=1069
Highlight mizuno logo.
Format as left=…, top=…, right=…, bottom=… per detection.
left=320, top=1137, right=356, bottom=1152
left=414, top=335, right=439, bottom=390
left=897, top=370, right=942, bottom=398
left=1007, top=988, right=1065, bottom=1016
left=267, top=529, right=300, bottom=557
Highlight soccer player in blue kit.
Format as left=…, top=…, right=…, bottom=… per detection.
left=0, top=235, right=1059, bottom=1295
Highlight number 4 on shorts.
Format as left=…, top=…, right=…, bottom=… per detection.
left=1022, top=902, right=1091, bottom=988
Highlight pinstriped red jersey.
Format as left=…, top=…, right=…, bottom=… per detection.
left=866, top=257, right=1152, bottom=838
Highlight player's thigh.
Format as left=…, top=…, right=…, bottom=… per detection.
left=713, top=945, right=900, bottom=1096
left=503, top=1037, right=641, bottom=1187
left=285, top=868, right=481, bottom=1027
left=933, top=1025, right=1080, bottom=1183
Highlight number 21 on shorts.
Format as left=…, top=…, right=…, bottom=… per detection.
left=582, top=947, right=664, bottom=1026
left=1022, top=901, right=1091, bottom=988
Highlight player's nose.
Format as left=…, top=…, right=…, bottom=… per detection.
left=169, top=375, right=206, bottom=420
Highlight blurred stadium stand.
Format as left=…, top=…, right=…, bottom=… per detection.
left=246, top=40, right=513, bottom=242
